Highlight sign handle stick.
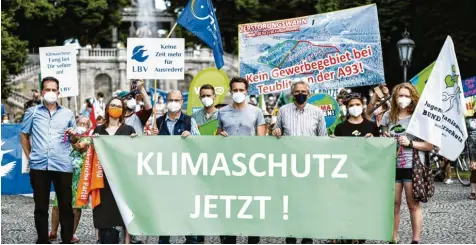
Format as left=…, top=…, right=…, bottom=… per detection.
left=153, top=79, right=157, bottom=129
left=166, top=23, right=178, bottom=38
left=74, top=96, right=79, bottom=116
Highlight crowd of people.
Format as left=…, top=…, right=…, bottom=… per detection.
left=17, top=75, right=476, bottom=244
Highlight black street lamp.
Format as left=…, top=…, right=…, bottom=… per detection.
left=397, top=29, right=416, bottom=82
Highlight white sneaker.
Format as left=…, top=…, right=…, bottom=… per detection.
left=444, top=179, right=454, bottom=184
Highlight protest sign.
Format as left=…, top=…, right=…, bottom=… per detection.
left=127, top=38, right=185, bottom=80
left=407, top=36, right=468, bottom=161
left=410, top=62, right=435, bottom=95
left=39, top=46, right=78, bottom=97
left=239, top=4, right=384, bottom=95
left=307, top=93, right=340, bottom=130
left=186, top=68, right=230, bottom=115
left=462, top=76, right=476, bottom=98
left=93, top=136, right=396, bottom=241
left=198, top=119, right=218, bottom=135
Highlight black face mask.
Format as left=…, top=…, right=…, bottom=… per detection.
left=294, top=93, right=307, bottom=105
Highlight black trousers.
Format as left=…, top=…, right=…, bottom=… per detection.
left=220, top=236, right=260, bottom=244
left=30, top=169, right=73, bottom=244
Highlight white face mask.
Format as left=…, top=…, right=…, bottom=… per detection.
left=127, top=98, right=137, bottom=109
left=201, top=97, right=214, bottom=108
left=397, top=97, right=412, bottom=109
left=167, top=102, right=181, bottom=112
left=43, top=92, right=58, bottom=104
left=76, top=127, right=87, bottom=135
left=348, top=106, right=363, bottom=117
left=232, top=92, right=246, bottom=104
left=3, top=120, right=9, bottom=124
left=98, top=98, right=104, bottom=102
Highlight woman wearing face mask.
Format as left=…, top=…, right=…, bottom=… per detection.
left=49, top=116, right=92, bottom=243
left=334, top=93, right=379, bottom=138
left=381, top=83, right=433, bottom=244
left=92, top=98, right=136, bottom=244
left=331, top=93, right=379, bottom=244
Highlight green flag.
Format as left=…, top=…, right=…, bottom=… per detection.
left=93, top=136, right=396, bottom=241
left=186, top=68, right=230, bottom=115
left=410, top=62, right=435, bottom=95
left=198, top=119, right=218, bottom=135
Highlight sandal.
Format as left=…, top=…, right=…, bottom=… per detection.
left=469, top=193, right=476, bottom=200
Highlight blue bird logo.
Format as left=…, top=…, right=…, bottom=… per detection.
left=131, top=45, right=149, bottom=62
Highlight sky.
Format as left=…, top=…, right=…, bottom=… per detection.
left=155, top=0, right=167, bottom=10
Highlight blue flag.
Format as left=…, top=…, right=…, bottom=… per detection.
left=177, top=0, right=225, bottom=69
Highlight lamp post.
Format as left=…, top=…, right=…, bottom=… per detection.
left=397, top=29, right=415, bottom=82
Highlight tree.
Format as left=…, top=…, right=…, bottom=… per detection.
left=3, top=0, right=129, bottom=49
left=1, top=11, right=28, bottom=99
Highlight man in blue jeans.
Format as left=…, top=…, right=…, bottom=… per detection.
left=20, top=77, right=78, bottom=244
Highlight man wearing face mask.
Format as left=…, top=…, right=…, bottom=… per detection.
left=121, top=80, right=152, bottom=136
left=216, top=77, right=266, bottom=137
left=216, top=77, right=265, bottom=245
left=20, top=77, right=78, bottom=244
left=273, top=81, right=327, bottom=141
left=192, top=84, right=218, bottom=126
left=154, top=90, right=200, bottom=244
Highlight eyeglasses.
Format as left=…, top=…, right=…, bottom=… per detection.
left=109, top=104, right=122, bottom=108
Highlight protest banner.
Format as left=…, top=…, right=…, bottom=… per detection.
left=462, top=76, right=476, bottom=98
left=1, top=124, right=33, bottom=195
left=198, top=119, right=218, bottom=135
left=39, top=46, right=78, bottom=97
left=186, top=68, right=230, bottom=115
left=410, top=62, right=435, bottom=95
left=239, top=4, right=384, bottom=95
left=127, top=38, right=185, bottom=80
left=93, top=136, right=396, bottom=240
left=307, top=93, right=340, bottom=130
left=407, top=36, right=468, bottom=161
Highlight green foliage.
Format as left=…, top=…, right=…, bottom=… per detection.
left=1, top=11, right=28, bottom=99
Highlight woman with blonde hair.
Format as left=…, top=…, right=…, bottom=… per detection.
left=49, top=115, right=93, bottom=243
left=381, top=83, right=433, bottom=244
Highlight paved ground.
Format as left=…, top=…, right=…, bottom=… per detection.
left=2, top=182, right=475, bottom=244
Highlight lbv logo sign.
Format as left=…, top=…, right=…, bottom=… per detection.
left=127, top=38, right=185, bottom=80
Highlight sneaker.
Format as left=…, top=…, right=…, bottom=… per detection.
left=444, top=179, right=454, bottom=184
left=469, top=193, right=476, bottom=200
left=71, top=235, right=80, bottom=244
left=411, top=241, right=420, bottom=244
left=48, top=232, right=57, bottom=242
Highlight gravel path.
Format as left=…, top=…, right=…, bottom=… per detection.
left=2, top=182, right=475, bottom=244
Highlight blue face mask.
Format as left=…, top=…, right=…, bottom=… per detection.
left=294, top=93, right=307, bottom=105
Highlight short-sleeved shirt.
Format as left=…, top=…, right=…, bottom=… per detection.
left=381, top=111, right=425, bottom=168
left=192, top=108, right=218, bottom=126
left=125, top=108, right=152, bottom=135
left=217, top=104, right=265, bottom=136
left=20, top=104, right=76, bottom=172
left=275, top=103, right=327, bottom=136
left=334, top=119, right=380, bottom=137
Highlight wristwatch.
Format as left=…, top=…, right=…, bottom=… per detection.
left=408, top=140, right=413, bottom=148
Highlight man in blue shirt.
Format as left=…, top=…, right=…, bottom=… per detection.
left=20, top=77, right=78, bottom=244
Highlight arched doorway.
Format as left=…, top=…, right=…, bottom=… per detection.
left=94, top=74, right=112, bottom=99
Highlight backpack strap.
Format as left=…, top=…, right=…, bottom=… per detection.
left=156, top=115, right=165, bottom=133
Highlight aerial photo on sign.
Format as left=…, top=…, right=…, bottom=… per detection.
left=239, top=4, right=385, bottom=95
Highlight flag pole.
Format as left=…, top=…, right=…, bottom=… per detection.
left=153, top=80, right=157, bottom=128
left=166, top=23, right=178, bottom=38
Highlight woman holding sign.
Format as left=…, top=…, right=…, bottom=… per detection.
left=381, top=83, right=433, bottom=244
left=92, top=97, right=136, bottom=244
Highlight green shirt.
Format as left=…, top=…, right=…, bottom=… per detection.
left=192, top=108, right=218, bottom=126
